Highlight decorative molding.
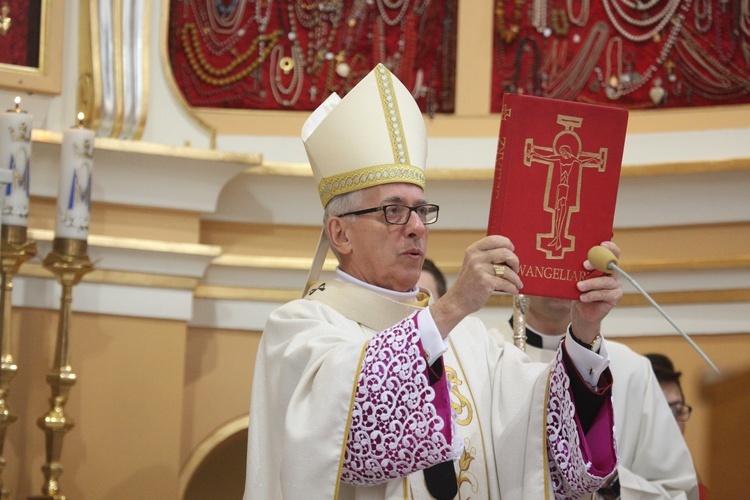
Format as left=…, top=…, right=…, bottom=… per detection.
left=29, top=228, right=221, bottom=278
left=472, top=302, right=750, bottom=338
left=205, top=159, right=750, bottom=230
left=197, top=102, right=750, bottom=139
left=217, top=128, right=750, bottom=170
left=242, top=157, right=750, bottom=180
left=11, top=229, right=222, bottom=321
left=189, top=294, right=750, bottom=337
left=14, top=276, right=197, bottom=321
left=30, top=130, right=260, bottom=213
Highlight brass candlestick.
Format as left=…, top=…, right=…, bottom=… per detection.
left=0, top=225, right=36, bottom=498
left=36, top=238, right=93, bottom=500
left=512, top=294, right=530, bottom=352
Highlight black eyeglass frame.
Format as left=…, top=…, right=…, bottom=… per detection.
left=669, top=402, right=693, bottom=422
left=336, top=204, right=440, bottom=225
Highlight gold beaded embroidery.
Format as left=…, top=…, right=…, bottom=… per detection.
left=375, top=64, right=410, bottom=168
left=180, top=23, right=283, bottom=86
left=318, top=164, right=425, bottom=207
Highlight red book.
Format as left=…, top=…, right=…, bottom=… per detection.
left=487, top=94, right=629, bottom=300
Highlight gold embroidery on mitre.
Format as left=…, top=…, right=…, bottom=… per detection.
left=375, top=64, right=410, bottom=167
left=318, top=163, right=425, bottom=207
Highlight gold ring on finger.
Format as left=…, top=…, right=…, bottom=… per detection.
left=493, top=264, right=506, bottom=278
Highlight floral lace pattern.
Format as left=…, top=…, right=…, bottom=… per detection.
left=341, top=313, right=458, bottom=486
left=547, top=348, right=609, bottom=498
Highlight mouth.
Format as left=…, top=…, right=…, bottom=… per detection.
left=403, top=248, right=424, bottom=258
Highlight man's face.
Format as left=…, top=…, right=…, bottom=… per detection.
left=337, top=183, right=429, bottom=292
left=417, top=270, right=441, bottom=299
left=660, top=381, right=687, bottom=435
left=530, top=296, right=572, bottom=318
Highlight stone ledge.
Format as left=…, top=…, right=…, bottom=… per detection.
left=29, top=130, right=260, bottom=213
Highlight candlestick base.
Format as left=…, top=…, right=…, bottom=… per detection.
left=35, top=238, right=93, bottom=500
left=0, top=225, right=36, bottom=499
left=42, top=238, right=93, bottom=286
left=1, top=225, right=37, bottom=274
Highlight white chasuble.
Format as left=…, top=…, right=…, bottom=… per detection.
left=245, top=281, right=615, bottom=499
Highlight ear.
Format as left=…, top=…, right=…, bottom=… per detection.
left=327, top=217, right=353, bottom=255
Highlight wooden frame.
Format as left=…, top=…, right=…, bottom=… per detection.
left=0, top=0, right=64, bottom=95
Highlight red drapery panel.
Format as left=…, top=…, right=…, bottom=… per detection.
left=0, top=0, right=42, bottom=68
left=167, top=0, right=458, bottom=114
left=491, top=0, right=750, bottom=111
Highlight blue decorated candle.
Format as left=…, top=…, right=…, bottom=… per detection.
left=55, top=113, right=95, bottom=240
left=0, top=96, right=32, bottom=227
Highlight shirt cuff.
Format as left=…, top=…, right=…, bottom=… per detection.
left=565, top=329, right=610, bottom=389
left=417, top=308, right=449, bottom=366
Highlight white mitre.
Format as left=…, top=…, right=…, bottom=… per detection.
left=300, top=63, right=428, bottom=293
left=302, top=63, right=427, bottom=207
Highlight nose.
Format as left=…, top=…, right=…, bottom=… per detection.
left=404, top=208, right=427, bottom=235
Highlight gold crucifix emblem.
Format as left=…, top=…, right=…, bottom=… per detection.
left=523, top=115, right=607, bottom=259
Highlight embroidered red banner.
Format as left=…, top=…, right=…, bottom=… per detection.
left=167, top=0, right=457, bottom=114
left=491, top=0, right=750, bottom=111
left=0, top=0, right=42, bottom=68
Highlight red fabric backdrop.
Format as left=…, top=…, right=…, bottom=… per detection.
left=0, top=0, right=41, bottom=68
left=491, top=0, right=750, bottom=111
left=167, top=0, right=457, bottom=114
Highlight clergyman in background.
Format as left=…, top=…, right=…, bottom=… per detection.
left=418, top=257, right=447, bottom=299
left=494, top=295, right=699, bottom=499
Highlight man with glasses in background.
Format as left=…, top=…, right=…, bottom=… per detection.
left=244, top=64, right=625, bottom=499
left=647, top=353, right=708, bottom=498
left=646, top=353, right=693, bottom=433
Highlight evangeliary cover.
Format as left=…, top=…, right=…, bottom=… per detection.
left=488, top=93, right=629, bottom=299
left=302, top=63, right=427, bottom=207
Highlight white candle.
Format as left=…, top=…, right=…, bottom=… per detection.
left=56, top=113, right=95, bottom=240
left=0, top=96, right=33, bottom=227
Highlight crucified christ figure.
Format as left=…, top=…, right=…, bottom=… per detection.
left=524, top=115, right=607, bottom=259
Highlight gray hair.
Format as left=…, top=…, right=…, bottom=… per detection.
left=323, top=189, right=364, bottom=224
left=323, top=190, right=365, bottom=261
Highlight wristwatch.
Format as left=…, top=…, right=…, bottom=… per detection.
left=570, top=328, right=602, bottom=352
left=588, top=333, right=602, bottom=352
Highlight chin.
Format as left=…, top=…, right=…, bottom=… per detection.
left=395, top=273, right=420, bottom=293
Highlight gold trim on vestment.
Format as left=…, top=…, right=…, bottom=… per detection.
left=445, top=338, right=491, bottom=498
left=334, top=338, right=371, bottom=500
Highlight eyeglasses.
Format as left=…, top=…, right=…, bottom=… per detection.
left=337, top=204, right=440, bottom=225
left=669, top=402, right=692, bottom=422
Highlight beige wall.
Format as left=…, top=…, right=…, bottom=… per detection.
left=616, top=333, right=750, bottom=489
left=6, top=310, right=187, bottom=499
left=180, top=327, right=260, bottom=467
